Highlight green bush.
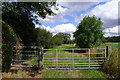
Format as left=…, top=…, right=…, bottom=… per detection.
left=2, top=21, right=22, bottom=72
left=102, top=46, right=119, bottom=78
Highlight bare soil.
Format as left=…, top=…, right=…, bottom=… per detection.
left=2, top=67, right=42, bottom=78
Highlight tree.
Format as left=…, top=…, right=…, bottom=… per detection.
left=73, top=16, right=105, bottom=48
left=2, top=21, right=22, bottom=72
left=53, top=33, right=64, bottom=45
left=2, top=2, right=56, bottom=45
left=2, top=2, right=56, bottom=72
left=53, top=33, right=71, bottom=45
left=35, top=28, right=53, bottom=49
left=62, top=33, right=71, bottom=44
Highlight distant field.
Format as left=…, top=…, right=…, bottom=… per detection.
left=97, top=42, right=120, bottom=48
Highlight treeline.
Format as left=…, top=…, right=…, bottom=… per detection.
left=105, top=36, right=120, bottom=42
left=36, top=28, right=71, bottom=48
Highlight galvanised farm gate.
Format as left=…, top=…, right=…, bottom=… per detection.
left=11, top=46, right=108, bottom=69
left=11, top=46, right=43, bottom=68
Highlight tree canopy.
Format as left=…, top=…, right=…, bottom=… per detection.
left=53, top=33, right=71, bottom=45
left=2, top=2, right=56, bottom=46
left=73, top=16, right=105, bottom=48
left=2, top=2, right=56, bottom=72
left=36, top=28, right=53, bottom=49
left=2, top=21, right=22, bottom=72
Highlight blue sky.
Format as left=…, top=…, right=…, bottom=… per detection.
left=35, top=0, right=119, bottom=38
left=38, top=2, right=108, bottom=27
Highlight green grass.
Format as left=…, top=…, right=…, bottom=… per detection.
left=51, top=44, right=75, bottom=49
left=97, top=42, right=120, bottom=48
left=42, top=69, right=107, bottom=78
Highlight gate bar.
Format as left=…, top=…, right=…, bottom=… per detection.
left=88, top=49, right=90, bottom=69
left=56, top=49, right=58, bottom=69
left=72, top=49, right=74, bottom=69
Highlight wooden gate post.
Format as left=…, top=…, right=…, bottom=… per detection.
left=40, top=47, right=44, bottom=69
left=38, top=47, right=40, bottom=70
left=106, top=46, right=109, bottom=59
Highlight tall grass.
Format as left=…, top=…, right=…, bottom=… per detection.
left=102, top=43, right=119, bottom=78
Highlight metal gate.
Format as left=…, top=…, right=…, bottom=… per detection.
left=11, top=46, right=108, bottom=69
left=43, top=48, right=108, bottom=69
left=11, top=46, right=43, bottom=68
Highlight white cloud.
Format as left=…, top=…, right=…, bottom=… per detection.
left=57, top=2, right=97, bottom=12
left=104, top=25, right=120, bottom=33
left=89, top=0, right=118, bottom=20
left=57, top=0, right=110, bottom=2
left=74, top=14, right=87, bottom=23
left=104, top=33, right=119, bottom=37
left=37, top=2, right=100, bottom=23
left=39, top=23, right=76, bottom=33
left=40, top=25, right=53, bottom=32
left=36, top=23, right=76, bottom=39
left=52, top=23, right=76, bottom=33
left=51, top=5, right=68, bottom=14
left=104, top=25, right=120, bottom=37
left=74, top=0, right=118, bottom=28
left=36, top=5, right=70, bottom=23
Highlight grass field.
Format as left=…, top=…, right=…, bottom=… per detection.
left=2, top=43, right=119, bottom=78
left=97, top=42, right=120, bottom=48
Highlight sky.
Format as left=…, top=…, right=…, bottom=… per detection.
left=35, top=0, right=119, bottom=39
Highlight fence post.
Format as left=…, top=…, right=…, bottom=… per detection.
left=38, top=47, right=40, bottom=70
left=41, top=47, right=44, bottom=68
left=72, top=49, right=74, bottom=69
left=106, top=46, right=109, bottom=59
left=88, top=49, right=91, bottom=69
